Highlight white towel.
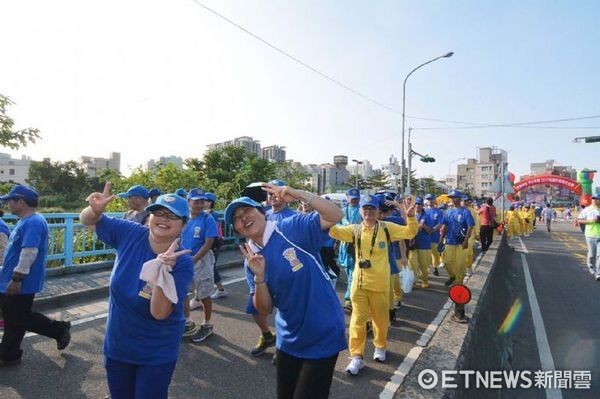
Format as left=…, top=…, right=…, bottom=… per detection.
left=140, top=259, right=178, bottom=304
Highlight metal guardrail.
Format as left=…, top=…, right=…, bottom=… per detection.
left=2, top=211, right=235, bottom=268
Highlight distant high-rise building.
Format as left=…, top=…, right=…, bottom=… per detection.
left=207, top=136, right=262, bottom=157
left=456, top=147, right=506, bottom=197
left=262, top=145, right=286, bottom=162
left=0, top=153, right=32, bottom=184
left=146, top=155, right=184, bottom=170
left=348, top=159, right=373, bottom=180
left=80, top=152, right=121, bottom=177
left=305, top=156, right=350, bottom=194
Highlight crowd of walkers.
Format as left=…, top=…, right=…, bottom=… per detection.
left=1, top=180, right=598, bottom=398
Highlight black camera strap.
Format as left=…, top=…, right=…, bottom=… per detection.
left=357, top=221, right=379, bottom=261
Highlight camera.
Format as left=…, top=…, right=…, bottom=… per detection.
left=358, top=259, right=372, bottom=269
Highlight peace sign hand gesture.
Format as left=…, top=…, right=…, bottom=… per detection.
left=86, top=182, right=117, bottom=215
left=240, top=243, right=266, bottom=279
left=157, top=238, right=192, bottom=267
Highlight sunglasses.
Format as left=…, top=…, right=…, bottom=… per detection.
left=150, top=208, right=183, bottom=221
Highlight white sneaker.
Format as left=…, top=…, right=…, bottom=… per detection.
left=210, top=289, right=228, bottom=299
left=373, top=348, right=386, bottom=363
left=345, top=357, right=364, bottom=375
left=466, top=268, right=473, bottom=277
left=189, top=298, right=203, bottom=310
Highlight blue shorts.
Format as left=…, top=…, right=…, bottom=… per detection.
left=246, top=293, right=258, bottom=315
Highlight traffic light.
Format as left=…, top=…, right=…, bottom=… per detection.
left=420, top=156, right=435, bottom=163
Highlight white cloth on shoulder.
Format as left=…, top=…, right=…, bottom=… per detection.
left=140, top=258, right=178, bottom=304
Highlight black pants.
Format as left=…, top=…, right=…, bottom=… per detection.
left=276, top=349, right=338, bottom=399
left=480, top=225, right=494, bottom=252
left=0, top=293, right=69, bottom=362
left=320, top=247, right=340, bottom=277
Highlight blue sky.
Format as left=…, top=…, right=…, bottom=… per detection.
left=1, top=0, right=598, bottom=187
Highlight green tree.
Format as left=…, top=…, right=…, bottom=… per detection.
left=273, top=161, right=311, bottom=190
left=0, top=94, right=41, bottom=149
left=365, top=171, right=388, bottom=190
left=27, top=160, right=91, bottom=210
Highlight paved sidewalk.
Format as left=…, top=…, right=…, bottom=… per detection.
left=34, top=249, right=245, bottom=310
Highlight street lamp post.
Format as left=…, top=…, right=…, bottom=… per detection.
left=351, top=159, right=363, bottom=189
left=448, top=157, right=466, bottom=192
left=401, top=51, right=454, bottom=194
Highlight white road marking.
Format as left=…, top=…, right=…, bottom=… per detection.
left=518, top=237, right=563, bottom=399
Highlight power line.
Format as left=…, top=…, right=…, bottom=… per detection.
left=413, top=125, right=600, bottom=131
left=190, top=1, right=600, bottom=131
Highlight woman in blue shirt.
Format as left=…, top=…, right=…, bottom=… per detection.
left=80, top=183, right=194, bottom=399
left=225, top=183, right=345, bottom=399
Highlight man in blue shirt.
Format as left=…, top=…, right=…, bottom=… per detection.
left=118, top=184, right=150, bottom=225
left=425, top=194, right=444, bottom=276
left=339, top=188, right=363, bottom=312
left=0, top=185, right=71, bottom=367
left=440, top=190, right=475, bottom=295
left=265, top=179, right=297, bottom=222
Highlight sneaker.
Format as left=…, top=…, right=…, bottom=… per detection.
left=56, top=321, right=71, bottom=350
left=373, top=348, right=386, bottom=363
left=250, top=332, right=276, bottom=357
left=588, top=267, right=595, bottom=275
left=389, top=309, right=397, bottom=323
left=466, top=268, right=473, bottom=277
left=433, top=268, right=440, bottom=276
left=343, top=300, right=352, bottom=313
left=444, top=277, right=455, bottom=287
left=189, top=298, right=203, bottom=310
left=596, top=275, right=600, bottom=282
left=451, top=314, right=470, bottom=324
left=345, top=357, right=364, bottom=375
left=210, top=289, right=228, bottom=299
left=191, top=324, right=214, bottom=343
left=183, top=321, right=201, bottom=338
left=393, top=301, right=402, bottom=310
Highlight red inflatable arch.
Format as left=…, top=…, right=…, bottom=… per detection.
left=512, top=175, right=582, bottom=196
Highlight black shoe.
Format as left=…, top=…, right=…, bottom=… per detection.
left=444, top=277, right=455, bottom=287
left=0, top=358, right=22, bottom=367
left=57, top=321, right=71, bottom=350
left=433, top=268, right=440, bottom=276
left=366, top=321, right=373, bottom=334
left=451, top=314, right=470, bottom=324
left=389, top=309, right=397, bottom=323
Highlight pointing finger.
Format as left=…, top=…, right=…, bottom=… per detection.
left=103, top=182, right=112, bottom=197
left=173, top=249, right=192, bottom=258
left=166, top=238, right=180, bottom=255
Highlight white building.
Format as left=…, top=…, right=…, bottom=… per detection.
left=80, top=152, right=121, bottom=177
left=207, top=136, right=262, bottom=157
left=305, top=156, right=350, bottom=194
left=347, top=159, right=373, bottom=180
left=0, top=153, right=31, bottom=184
left=456, top=147, right=506, bottom=197
left=146, top=155, right=184, bottom=170
left=262, top=145, right=286, bottom=162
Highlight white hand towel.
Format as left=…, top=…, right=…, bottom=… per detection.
left=140, top=259, right=178, bottom=304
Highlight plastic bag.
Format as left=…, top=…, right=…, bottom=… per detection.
left=401, top=266, right=414, bottom=294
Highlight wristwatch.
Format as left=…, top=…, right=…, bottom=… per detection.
left=253, top=275, right=266, bottom=284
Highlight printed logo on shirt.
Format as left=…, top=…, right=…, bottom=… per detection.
left=193, top=226, right=201, bottom=238
left=283, top=248, right=303, bottom=272
left=379, top=241, right=386, bottom=249
left=138, top=282, right=153, bottom=300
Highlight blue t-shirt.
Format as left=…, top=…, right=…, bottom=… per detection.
left=0, top=219, right=10, bottom=238
left=383, top=216, right=405, bottom=274
left=426, top=207, right=444, bottom=243
left=96, top=216, right=194, bottom=365
left=181, top=213, right=219, bottom=256
left=266, top=207, right=297, bottom=222
left=338, top=205, right=362, bottom=267
left=442, top=208, right=475, bottom=245
left=0, top=214, right=48, bottom=295
left=414, top=211, right=434, bottom=250
left=247, top=213, right=346, bottom=359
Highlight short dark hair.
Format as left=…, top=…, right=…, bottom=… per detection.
left=22, top=197, right=38, bottom=208
left=486, top=198, right=493, bottom=206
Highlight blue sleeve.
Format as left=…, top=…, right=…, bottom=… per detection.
left=95, top=215, right=147, bottom=249
left=278, top=213, right=321, bottom=253
left=21, top=218, right=46, bottom=248
left=0, top=221, right=10, bottom=237
left=203, top=215, right=219, bottom=239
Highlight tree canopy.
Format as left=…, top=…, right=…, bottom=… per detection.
left=0, top=94, right=40, bottom=150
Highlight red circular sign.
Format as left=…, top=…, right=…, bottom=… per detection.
left=448, top=285, right=471, bottom=305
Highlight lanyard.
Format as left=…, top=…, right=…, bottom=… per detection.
left=357, top=222, right=379, bottom=260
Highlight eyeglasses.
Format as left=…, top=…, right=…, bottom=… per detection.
left=150, top=208, right=183, bottom=221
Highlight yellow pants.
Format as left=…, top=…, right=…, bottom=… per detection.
left=349, top=288, right=389, bottom=356
left=409, top=249, right=431, bottom=284
left=443, top=244, right=467, bottom=286
left=431, top=243, right=441, bottom=268
left=390, top=273, right=402, bottom=308
left=466, top=237, right=475, bottom=268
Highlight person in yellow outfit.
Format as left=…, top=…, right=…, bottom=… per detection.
left=518, top=205, right=531, bottom=237
left=505, top=205, right=522, bottom=239
left=462, top=196, right=480, bottom=276
left=439, top=191, right=475, bottom=293
left=329, top=195, right=417, bottom=376
left=526, top=204, right=535, bottom=235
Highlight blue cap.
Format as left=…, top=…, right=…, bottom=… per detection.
left=414, top=196, right=424, bottom=205
left=592, top=193, right=600, bottom=199
left=424, top=194, right=435, bottom=200
left=448, top=190, right=463, bottom=198
left=187, top=188, right=208, bottom=201
left=373, top=194, right=386, bottom=207
left=346, top=188, right=360, bottom=199
left=360, top=194, right=380, bottom=209
left=175, top=188, right=188, bottom=198
left=323, top=195, right=331, bottom=201
left=268, top=179, right=286, bottom=187
left=148, top=188, right=162, bottom=197
left=0, top=185, right=39, bottom=202
left=117, top=185, right=149, bottom=199
left=146, top=194, right=189, bottom=220
left=461, top=195, right=471, bottom=201
left=225, top=197, right=264, bottom=225
left=205, top=192, right=217, bottom=203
